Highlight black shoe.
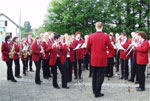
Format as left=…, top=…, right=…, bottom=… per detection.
left=128, top=79, right=134, bottom=82
left=40, top=81, right=43, bottom=83
left=79, top=77, right=82, bottom=79
left=44, top=77, right=49, bottom=79
left=16, top=75, right=22, bottom=78
left=136, top=86, right=140, bottom=90
left=119, top=77, right=124, bottom=80
left=62, top=87, right=69, bottom=89
left=136, top=88, right=145, bottom=91
left=30, top=70, right=34, bottom=72
left=23, top=73, right=27, bottom=76
left=7, top=78, right=11, bottom=81
left=95, top=93, right=104, bottom=98
left=36, top=82, right=41, bottom=85
left=124, top=77, right=128, bottom=80
left=11, top=79, right=17, bottom=82
left=135, top=81, right=139, bottom=84
left=54, top=86, right=60, bottom=89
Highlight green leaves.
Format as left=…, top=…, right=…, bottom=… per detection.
left=44, top=0, right=150, bottom=38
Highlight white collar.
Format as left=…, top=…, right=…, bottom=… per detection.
left=96, top=29, right=102, bottom=32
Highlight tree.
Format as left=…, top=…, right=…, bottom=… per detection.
left=21, top=21, right=32, bottom=38
left=44, top=0, right=150, bottom=38
left=24, top=21, right=32, bottom=32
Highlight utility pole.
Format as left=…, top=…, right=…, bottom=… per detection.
left=19, top=12, right=21, bottom=43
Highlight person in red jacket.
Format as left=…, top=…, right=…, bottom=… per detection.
left=1, top=35, right=17, bottom=82
left=105, top=35, right=115, bottom=77
left=41, top=35, right=51, bottom=79
left=135, top=31, right=149, bottom=91
left=12, top=37, right=22, bottom=78
left=32, top=37, right=43, bottom=85
left=26, top=33, right=34, bottom=72
left=20, top=38, right=28, bottom=76
left=74, top=32, right=85, bottom=79
left=119, top=33, right=131, bottom=80
left=69, top=34, right=76, bottom=82
left=86, top=22, right=114, bottom=97
left=49, top=34, right=69, bottom=89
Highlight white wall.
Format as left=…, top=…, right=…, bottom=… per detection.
left=0, top=15, right=19, bottom=38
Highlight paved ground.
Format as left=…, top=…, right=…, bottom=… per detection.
left=0, top=56, right=150, bottom=101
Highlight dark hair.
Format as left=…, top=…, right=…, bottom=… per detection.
left=54, top=34, right=60, bottom=40
left=12, top=37, right=18, bottom=43
left=121, top=32, right=126, bottom=36
left=28, top=33, right=32, bottom=36
left=138, top=31, right=147, bottom=39
left=5, top=35, right=11, bottom=42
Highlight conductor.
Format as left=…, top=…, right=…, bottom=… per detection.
left=86, top=22, right=114, bottom=97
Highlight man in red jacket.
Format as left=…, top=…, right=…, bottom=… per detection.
left=135, top=31, right=149, bottom=91
left=49, top=34, right=69, bottom=89
left=86, top=22, right=114, bottom=97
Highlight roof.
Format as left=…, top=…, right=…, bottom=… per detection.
left=0, top=13, right=19, bottom=28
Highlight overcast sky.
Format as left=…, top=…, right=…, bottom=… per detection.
left=0, top=0, right=50, bottom=28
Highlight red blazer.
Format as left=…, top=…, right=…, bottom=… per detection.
left=107, top=48, right=115, bottom=58
left=32, top=42, right=41, bottom=61
left=13, top=44, right=19, bottom=60
left=1, top=42, right=11, bottom=61
left=86, top=32, right=114, bottom=67
left=60, top=44, right=68, bottom=64
left=20, top=44, right=25, bottom=61
left=26, top=38, right=33, bottom=45
left=120, top=39, right=131, bottom=60
left=74, top=39, right=85, bottom=60
left=49, top=38, right=54, bottom=44
left=49, top=43, right=68, bottom=66
left=135, top=40, right=149, bottom=65
left=69, top=41, right=76, bottom=62
left=41, top=41, right=51, bottom=60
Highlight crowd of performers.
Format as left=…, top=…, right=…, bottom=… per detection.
left=1, top=26, right=150, bottom=93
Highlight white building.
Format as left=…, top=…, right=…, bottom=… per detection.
left=0, top=13, right=19, bottom=38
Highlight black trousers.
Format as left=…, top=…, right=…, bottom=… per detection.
left=74, top=59, right=83, bottom=78
left=115, top=51, right=120, bottom=71
left=105, top=58, right=114, bottom=77
left=121, top=59, right=129, bottom=79
left=130, top=57, right=138, bottom=81
left=89, top=65, right=93, bottom=77
left=14, top=59, right=20, bottom=76
left=6, top=59, right=15, bottom=80
left=34, top=60, right=41, bottom=83
left=42, top=59, right=50, bottom=78
left=84, top=54, right=90, bottom=70
left=92, top=67, right=105, bottom=95
left=27, top=55, right=33, bottom=71
left=22, top=58, right=28, bottom=74
left=137, top=64, right=146, bottom=89
left=52, top=58, right=67, bottom=88
left=64, top=58, right=72, bottom=82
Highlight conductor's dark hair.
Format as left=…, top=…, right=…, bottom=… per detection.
left=12, top=37, right=18, bottom=43
left=5, top=35, right=11, bottom=42
left=54, top=34, right=60, bottom=40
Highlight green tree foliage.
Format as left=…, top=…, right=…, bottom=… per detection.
left=44, top=0, right=150, bottom=37
left=21, top=21, right=32, bottom=38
